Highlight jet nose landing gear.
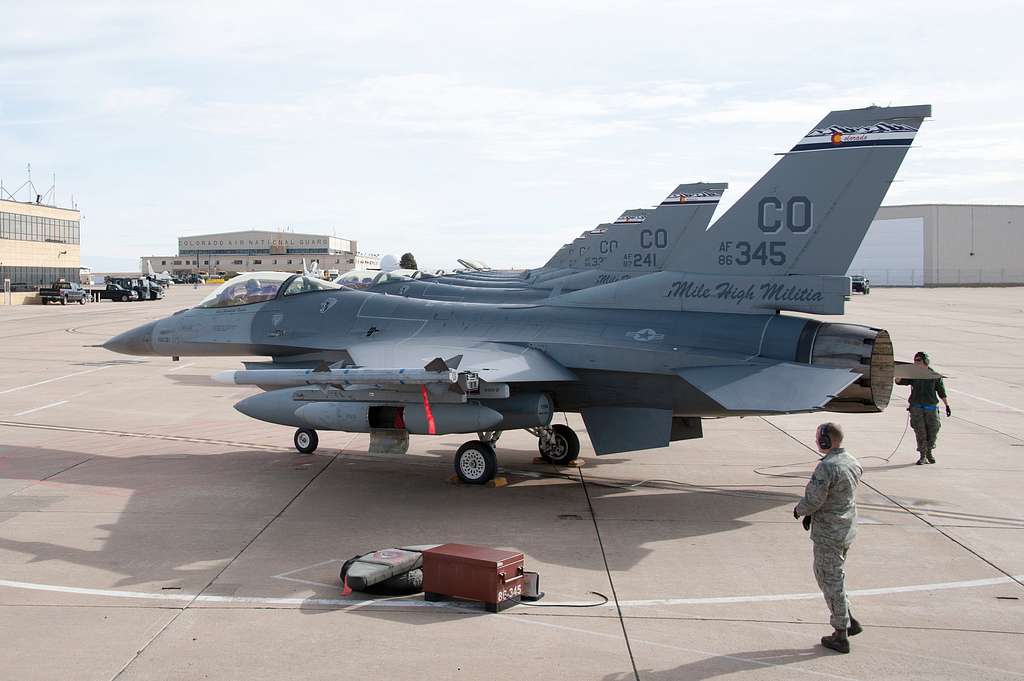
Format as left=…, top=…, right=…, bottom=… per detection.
left=294, top=428, right=319, bottom=454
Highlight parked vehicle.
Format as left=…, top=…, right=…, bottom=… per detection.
left=96, top=283, right=139, bottom=302
left=851, top=275, right=871, bottom=294
left=108, top=277, right=163, bottom=301
left=39, top=281, right=89, bottom=305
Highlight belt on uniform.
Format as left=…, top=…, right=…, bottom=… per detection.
left=911, top=403, right=939, bottom=411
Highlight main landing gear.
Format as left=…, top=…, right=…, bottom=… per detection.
left=532, top=424, right=580, bottom=465
left=453, top=425, right=582, bottom=485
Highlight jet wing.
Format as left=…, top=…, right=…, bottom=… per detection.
left=345, top=340, right=578, bottom=384
left=676, top=361, right=859, bottom=413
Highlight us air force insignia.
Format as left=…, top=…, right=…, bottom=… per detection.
left=627, top=328, right=664, bottom=342
left=319, top=299, right=337, bottom=314
left=271, top=313, right=284, bottom=327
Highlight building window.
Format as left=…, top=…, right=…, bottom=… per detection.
left=204, top=260, right=209, bottom=265
left=233, top=260, right=243, bottom=265
left=253, top=259, right=262, bottom=264
left=161, top=261, right=167, bottom=265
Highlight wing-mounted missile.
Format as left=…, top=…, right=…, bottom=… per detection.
left=213, top=356, right=479, bottom=391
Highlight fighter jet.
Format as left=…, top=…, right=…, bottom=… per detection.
left=105, top=104, right=929, bottom=485
left=146, top=261, right=174, bottom=286
left=371, top=183, right=727, bottom=303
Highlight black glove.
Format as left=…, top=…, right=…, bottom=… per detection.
left=793, top=508, right=800, bottom=519
left=802, top=515, right=812, bottom=531
left=945, top=405, right=952, bottom=417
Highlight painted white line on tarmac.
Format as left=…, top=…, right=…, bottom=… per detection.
left=1, top=574, right=1020, bottom=610
left=272, top=559, right=343, bottom=589
left=14, top=400, right=68, bottom=417
left=166, top=362, right=196, bottom=373
left=949, top=388, right=1024, bottom=414
left=0, top=365, right=113, bottom=396
left=619, top=574, right=1024, bottom=607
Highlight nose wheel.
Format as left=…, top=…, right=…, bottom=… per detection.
left=454, top=440, right=497, bottom=484
left=294, top=428, right=319, bottom=454
left=536, top=424, right=580, bottom=464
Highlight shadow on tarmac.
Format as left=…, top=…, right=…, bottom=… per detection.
left=0, top=445, right=793, bottom=592
left=600, top=646, right=837, bottom=680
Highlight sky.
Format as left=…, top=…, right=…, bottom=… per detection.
left=2, top=0, right=1020, bottom=272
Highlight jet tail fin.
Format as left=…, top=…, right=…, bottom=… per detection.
left=665, top=105, right=931, bottom=276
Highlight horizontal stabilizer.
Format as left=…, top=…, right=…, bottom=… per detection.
left=894, top=362, right=945, bottom=379
left=581, top=407, right=673, bottom=455
left=677, top=362, right=859, bottom=413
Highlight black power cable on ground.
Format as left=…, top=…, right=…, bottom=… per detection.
left=578, top=468, right=641, bottom=681
left=757, top=417, right=1024, bottom=592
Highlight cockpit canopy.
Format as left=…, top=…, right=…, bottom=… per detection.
left=333, top=268, right=422, bottom=288
left=374, top=269, right=421, bottom=284
left=334, top=269, right=379, bottom=288
left=197, top=272, right=341, bottom=308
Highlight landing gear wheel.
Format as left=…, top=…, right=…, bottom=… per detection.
left=539, top=424, right=580, bottom=464
left=294, top=428, right=319, bottom=454
left=454, top=440, right=497, bottom=485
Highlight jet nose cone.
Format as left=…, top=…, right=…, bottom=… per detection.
left=103, top=321, right=157, bottom=356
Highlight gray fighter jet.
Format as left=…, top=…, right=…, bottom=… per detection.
left=372, top=183, right=727, bottom=302
left=105, top=104, right=929, bottom=484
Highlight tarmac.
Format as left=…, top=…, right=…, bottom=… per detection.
left=1, top=286, right=1022, bottom=680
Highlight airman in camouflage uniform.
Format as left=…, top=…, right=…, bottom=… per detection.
left=895, top=351, right=950, bottom=465
left=794, top=422, right=863, bottom=653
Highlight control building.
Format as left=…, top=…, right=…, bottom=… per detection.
left=851, top=204, right=1024, bottom=286
left=142, top=230, right=379, bottom=277
left=0, top=198, right=81, bottom=287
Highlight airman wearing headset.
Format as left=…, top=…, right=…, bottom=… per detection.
left=793, top=422, right=864, bottom=654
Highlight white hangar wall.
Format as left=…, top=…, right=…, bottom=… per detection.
left=850, top=205, right=1024, bottom=286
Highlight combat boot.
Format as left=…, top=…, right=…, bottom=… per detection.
left=821, top=629, right=850, bottom=653
left=926, top=450, right=936, bottom=464
left=848, top=614, right=862, bottom=636
left=915, top=455, right=927, bottom=465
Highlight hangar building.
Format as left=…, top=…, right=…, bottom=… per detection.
left=142, top=230, right=379, bottom=277
left=850, top=204, right=1024, bottom=286
left=0, top=197, right=81, bottom=288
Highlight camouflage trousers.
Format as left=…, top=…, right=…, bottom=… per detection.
left=813, top=541, right=851, bottom=630
left=910, top=406, right=941, bottom=455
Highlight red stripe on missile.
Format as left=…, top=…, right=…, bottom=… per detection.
left=421, top=384, right=436, bottom=435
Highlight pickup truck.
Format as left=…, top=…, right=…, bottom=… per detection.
left=39, top=281, right=89, bottom=305
left=96, top=283, right=139, bottom=302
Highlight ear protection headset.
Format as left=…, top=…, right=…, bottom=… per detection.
left=816, top=423, right=833, bottom=451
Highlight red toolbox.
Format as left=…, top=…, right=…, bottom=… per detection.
left=422, top=543, right=525, bottom=612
